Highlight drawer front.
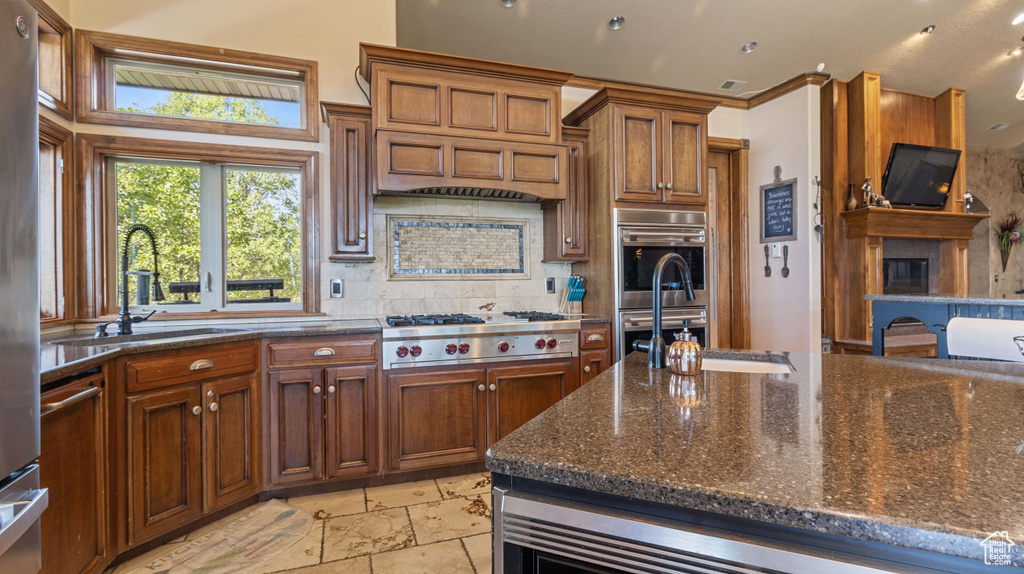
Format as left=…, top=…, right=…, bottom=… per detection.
left=267, top=338, right=378, bottom=368
left=125, top=342, right=258, bottom=393
left=580, top=324, right=611, bottom=350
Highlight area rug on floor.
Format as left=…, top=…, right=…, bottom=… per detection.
left=123, top=499, right=314, bottom=574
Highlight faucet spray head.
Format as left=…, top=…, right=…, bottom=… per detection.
left=152, top=272, right=166, bottom=302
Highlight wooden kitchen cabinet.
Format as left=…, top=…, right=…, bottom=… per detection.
left=613, top=104, right=706, bottom=205
left=324, top=103, right=373, bottom=261
left=488, top=359, right=577, bottom=443
left=202, top=374, right=261, bottom=511
left=543, top=126, right=589, bottom=262
left=579, top=323, right=613, bottom=386
left=127, top=385, right=203, bottom=544
left=40, top=372, right=107, bottom=574
left=264, top=336, right=380, bottom=486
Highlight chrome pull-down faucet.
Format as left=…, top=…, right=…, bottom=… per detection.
left=96, top=224, right=165, bottom=337
left=633, top=252, right=696, bottom=369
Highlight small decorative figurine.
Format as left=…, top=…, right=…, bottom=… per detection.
left=667, top=325, right=702, bottom=376
left=880, top=198, right=892, bottom=209
left=861, top=177, right=877, bottom=208
left=965, top=190, right=973, bottom=214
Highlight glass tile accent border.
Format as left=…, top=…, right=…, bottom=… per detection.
left=389, top=215, right=529, bottom=279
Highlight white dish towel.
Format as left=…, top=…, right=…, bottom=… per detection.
left=946, top=317, right=1024, bottom=362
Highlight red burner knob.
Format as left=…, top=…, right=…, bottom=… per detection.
left=546, top=338, right=558, bottom=349
left=535, top=338, right=546, bottom=349
left=396, top=346, right=409, bottom=357
left=458, top=343, right=470, bottom=354
left=410, top=345, right=422, bottom=357
left=498, top=341, right=510, bottom=353
left=445, top=343, right=458, bottom=355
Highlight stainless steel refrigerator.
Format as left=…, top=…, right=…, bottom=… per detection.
left=0, top=1, right=49, bottom=572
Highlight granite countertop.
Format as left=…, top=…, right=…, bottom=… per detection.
left=40, top=318, right=382, bottom=383
left=486, top=351, right=1024, bottom=564
left=867, top=294, right=1024, bottom=306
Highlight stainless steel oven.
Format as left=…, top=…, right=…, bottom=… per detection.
left=618, top=308, right=708, bottom=361
left=615, top=209, right=708, bottom=310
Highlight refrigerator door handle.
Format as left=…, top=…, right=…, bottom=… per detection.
left=0, top=488, right=48, bottom=557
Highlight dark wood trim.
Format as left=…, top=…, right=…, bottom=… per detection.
left=75, top=133, right=320, bottom=317
left=709, top=138, right=751, bottom=349
left=39, top=115, right=76, bottom=326
left=359, top=43, right=573, bottom=86
left=820, top=79, right=849, bottom=342
left=29, top=0, right=74, bottom=120
left=707, top=136, right=749, bottom=151
left=563, top=87, right=722, bottom=126
left=566, top=75, right=747, bottom=110
left=75, top=30, right=319, bottom=142
left=747, top=72, right=830, bottom=109
left=840, top=208, right=987, bottom=240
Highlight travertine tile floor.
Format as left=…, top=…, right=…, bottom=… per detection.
left=106, top=472, right=493, bottom=574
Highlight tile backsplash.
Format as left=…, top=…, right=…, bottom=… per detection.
left=321, top=196, right=572, bottom=318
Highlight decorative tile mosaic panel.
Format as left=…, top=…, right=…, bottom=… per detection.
left=389, top=215, right=529, bottom=279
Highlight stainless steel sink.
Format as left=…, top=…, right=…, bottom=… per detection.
left=50, top=327, right=244, bottom=347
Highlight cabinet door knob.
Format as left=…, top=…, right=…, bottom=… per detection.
left=327, top=385, right=336, bottom=394
left=489, top=384, right=497, bottom=392
left=657, top=182, right=664, bottom=189
left=314, top=347, right=336, bottom=357
left=190, top=359, right=213, bottom=371
left=564, top=237, right=572, bottom=244
left=584, top=366, right=591, bottom=373
left=359, top=232, right=367, bottom=239
left=666, top=182, right=673, bottom=190
left=313, top=385, right=322, bottom=395
left=192, top=406, right=202, bottom=415
left=478, top=384, right=485, bottom=392
left=209, top=402, right=219, bottom=412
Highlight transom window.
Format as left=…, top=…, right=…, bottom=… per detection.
left=113, top=158, right=303, bottom=311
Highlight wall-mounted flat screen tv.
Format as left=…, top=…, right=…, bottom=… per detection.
left=880, top=143, right=961, bottom=209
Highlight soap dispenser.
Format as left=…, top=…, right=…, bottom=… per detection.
left=666, top=322, right=702, bottom=376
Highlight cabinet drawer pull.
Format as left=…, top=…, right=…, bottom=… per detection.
left=584, top=366, right=592, bottom=373
left=192, top=406, right=202, bottom=415
left=478, top=384, right=485, bottom=392
left=489, top=384, right=497, bottom=392
left=190, top=359, right=214, bottom=371
left=327, top=385, right=336, bottom=394
left=314, top=347, right=336, bottom=357
left=209, top=402, right=219, bottom=412
left=41, top=386, right=100, bottom=414
left=313, top=385, right=322, bottom=395
left=587, top=334, right=605, bottom=343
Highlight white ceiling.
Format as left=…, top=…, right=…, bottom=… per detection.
left=396, top=0, right=1024, bottom=149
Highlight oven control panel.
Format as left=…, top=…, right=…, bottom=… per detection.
left=383, top=332, right=578, bottom=370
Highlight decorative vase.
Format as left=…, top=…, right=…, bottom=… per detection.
left=1001, top=246, right=1012, bottom=272
left=846, top=184, right=859, bottom=211
left=666, top=332, right=702, bottom=376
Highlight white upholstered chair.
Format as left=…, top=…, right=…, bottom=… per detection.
left=946, top=317, right=1024, bottom=362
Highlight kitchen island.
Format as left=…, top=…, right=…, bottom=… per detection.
left=486, top=351, right=1024, bottom=572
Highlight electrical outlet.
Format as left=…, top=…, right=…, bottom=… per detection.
left=771, top=244, right=782, bottom=258
left=330, top=279, right=343, bottom=298
left=545, top=277, right=556, bottom=294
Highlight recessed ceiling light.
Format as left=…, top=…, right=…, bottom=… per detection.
left=990, top=123, right=1010, bottom=131
left=920, top=25, right=935, bottom=35
left=1013, top=13, right=1024, bottom=25
left=1009, top=48, right=1022, bottom=56
left=741, top=41, right=757, bottom=54
left=499, top=0, right=517, bottom=7
left=608, top=16, right=625, bottom=30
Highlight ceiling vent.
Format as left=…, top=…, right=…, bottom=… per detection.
left=719, top=79, right=747, bottom=92
left=990, top=122, right=1011, bottom=131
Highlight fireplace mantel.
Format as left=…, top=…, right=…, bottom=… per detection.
left=840, top=208, right=988, bottom=240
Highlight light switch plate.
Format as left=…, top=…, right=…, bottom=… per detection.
left=771, top=244, right=782, bottom=258
left=330, top=279, right=343, bottom=298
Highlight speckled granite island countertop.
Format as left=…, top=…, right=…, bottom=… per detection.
left=40, top=318, right=382, bottom=383
left=486, top=351, right=1024, bottom=565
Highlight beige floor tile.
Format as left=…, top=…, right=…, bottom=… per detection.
left=462, top=533, right=493, bottom=574
left=277, top=555, right=371, bottom=573
left=437, top=472, right=492, bottom=500
left=365, top=479, right=442, bottom=510
left=288, top=488, right=366, bottom=520
left=321, top=508, right=414, bottom=562
left=371, top=540, right=475, bottom=574
left=407, top=495, right=492, bottom=545
left=251, top=519, right=324, bottom=574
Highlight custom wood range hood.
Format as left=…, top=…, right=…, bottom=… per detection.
left=358, top=43, right=574, bottom=202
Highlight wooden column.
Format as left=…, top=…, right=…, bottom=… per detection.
left=934, top=88, right=967, bottom=213
left=939, top=239, right=971, bottom=295
left=847, top=72, right=882, bottom=192
left=821, top=79, right=849, bottom=341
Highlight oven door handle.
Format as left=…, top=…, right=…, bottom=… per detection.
left=622, top=232, right=705, bottom=243
left=624, top=315, right=708, bottom=328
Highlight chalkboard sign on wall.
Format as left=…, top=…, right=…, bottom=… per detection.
left=760, top=178, right=797, bottom=243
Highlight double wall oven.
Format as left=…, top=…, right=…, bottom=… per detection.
left=615, top=209, right=710, bottom=359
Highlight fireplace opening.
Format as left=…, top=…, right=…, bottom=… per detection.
left=882, top=258, right=929, bottom=295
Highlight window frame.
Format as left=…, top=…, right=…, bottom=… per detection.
left=29, top=0, right=74, bottom=120
left=39, top=115, right=75, bottom=325
left=76, top=133, right=321, bottom=320
left=75, top=30, right=320, bottom=142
